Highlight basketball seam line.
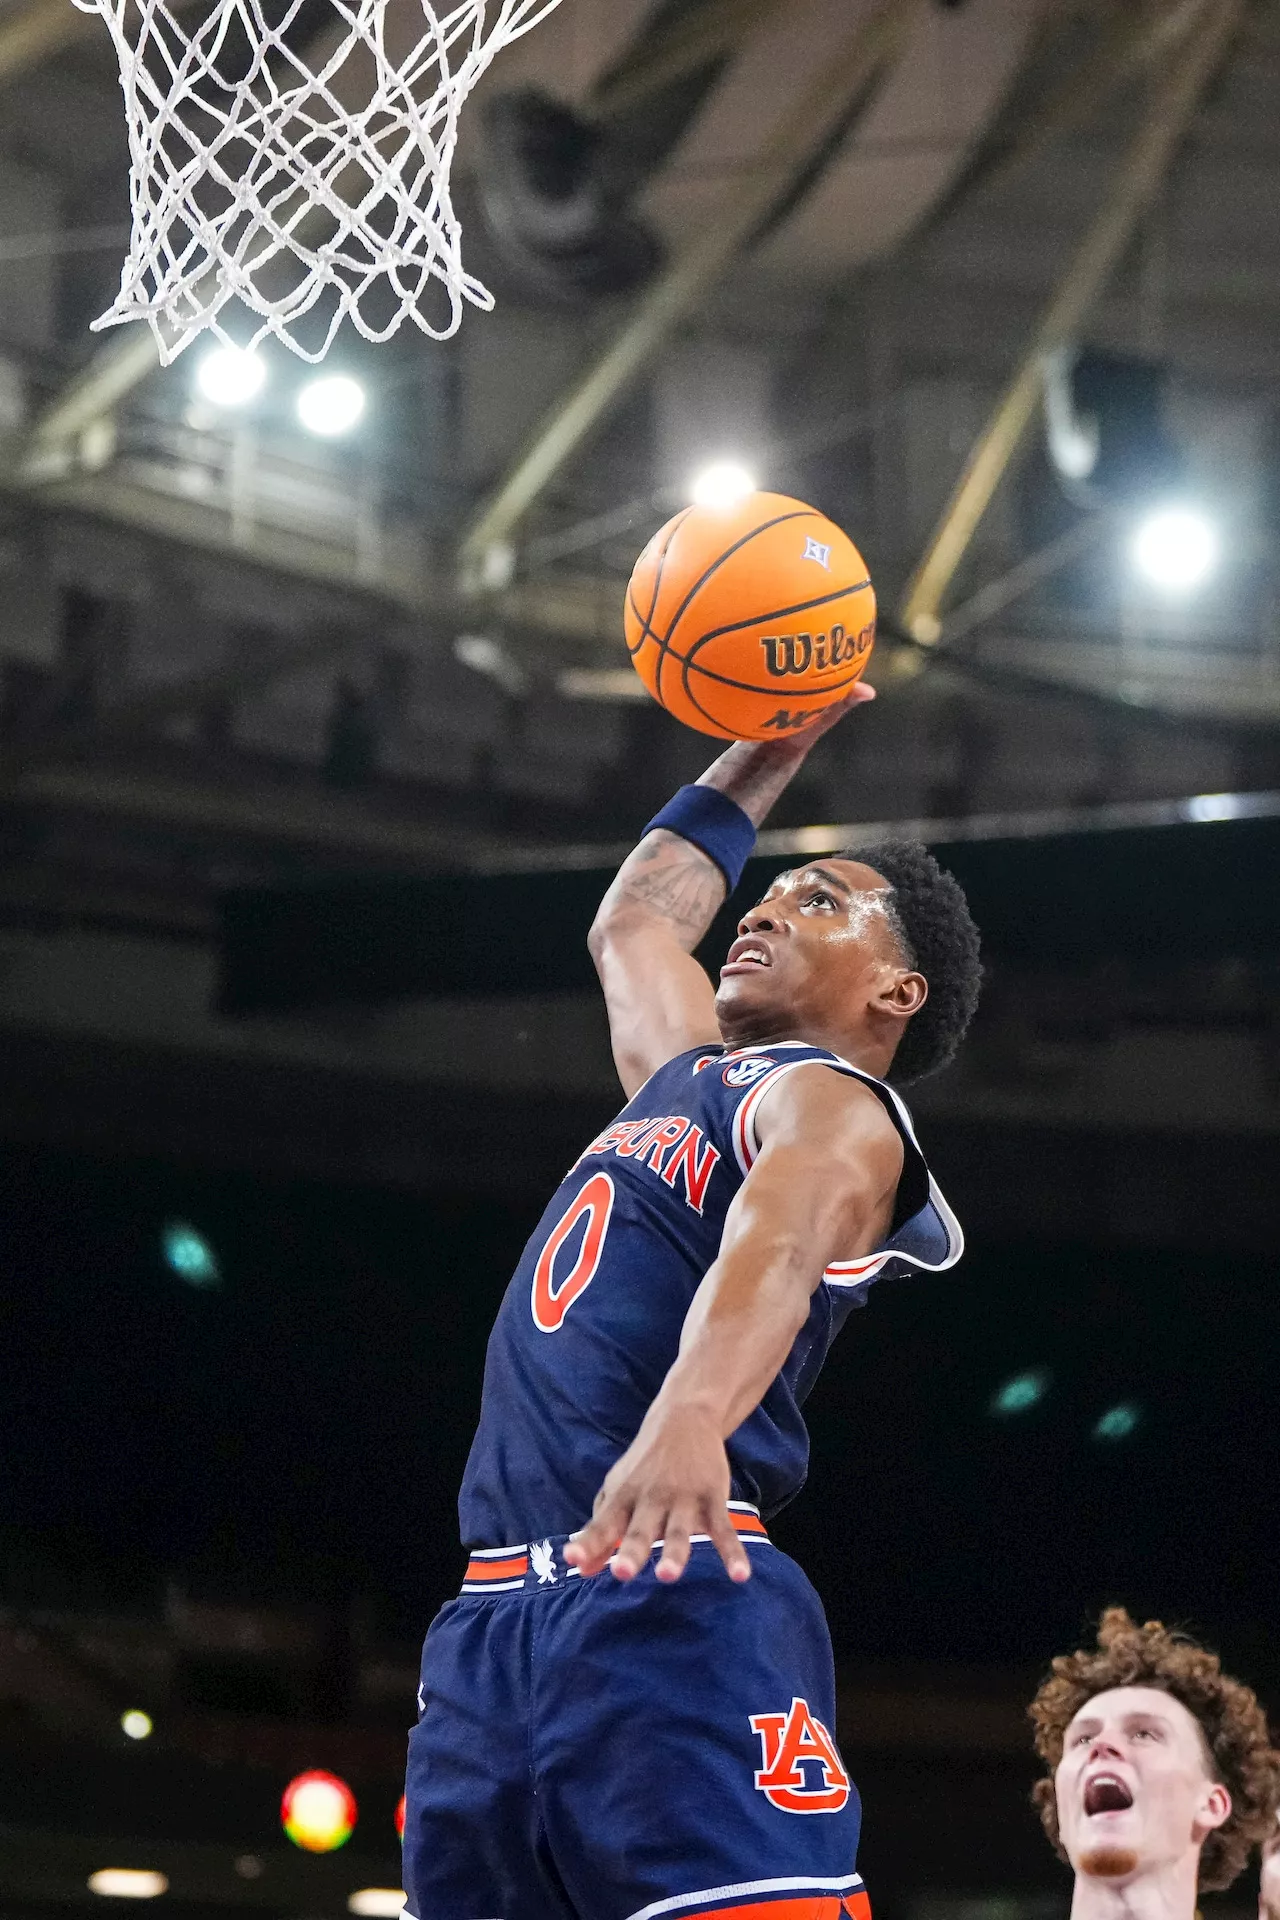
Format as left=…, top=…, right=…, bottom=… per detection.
left=634, top=510, right=693, bottom=708
left=652, top=509, right=818, bottom=706
left=680, top=660, right=869, bottom=733
left=626, top=585, right=662, bottom=660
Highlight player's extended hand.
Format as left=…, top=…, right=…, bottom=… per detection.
left=562, top=1401, right=751, bottom=1585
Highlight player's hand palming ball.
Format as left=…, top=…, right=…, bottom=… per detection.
left=624, top=491, right=876, bottom=741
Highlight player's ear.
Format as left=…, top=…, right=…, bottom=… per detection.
left=877, top=970, right=927, bottom=1023
left=1195, top=1780, right=1232, bottom=1836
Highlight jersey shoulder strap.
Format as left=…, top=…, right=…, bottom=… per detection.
left=703, top=1042, right=963, bottom=1284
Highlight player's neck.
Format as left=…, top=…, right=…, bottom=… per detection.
left=718, top=1018, right=895, bottom=1077
left=1069, top=1851, right=1201, bottom=1920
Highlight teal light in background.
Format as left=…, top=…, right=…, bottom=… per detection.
left=1093, top=1403, right=1140, bottom=1441
left=990, top=1368, right=1050, bottom=1417
left=162, top=1221, right=220, bottom=1288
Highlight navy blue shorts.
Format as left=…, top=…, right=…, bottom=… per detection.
left=402, top=1508, right=867, bottom=1920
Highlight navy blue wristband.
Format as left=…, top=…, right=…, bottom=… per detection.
left=642, top=784, right=757, bottom=891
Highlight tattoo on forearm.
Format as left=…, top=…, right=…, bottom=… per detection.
left=608, top=833, right=725, bottom=947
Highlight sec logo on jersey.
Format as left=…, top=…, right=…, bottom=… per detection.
left=750, top=1697, right=852, bottom=1813
left=723, top=1057, right=775, bottom=1087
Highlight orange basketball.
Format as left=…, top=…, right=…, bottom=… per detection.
left=624, top=492, right=875, bottom=741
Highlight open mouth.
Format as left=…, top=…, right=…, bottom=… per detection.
left=721, top=938, right=772, bottom=975
left=1083, top=1774, right=1134, bottom=1817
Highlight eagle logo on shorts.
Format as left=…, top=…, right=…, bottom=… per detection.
left=531, top=1539, right=557, bottom=1585
left=750, top=1697, right=851, bottom=1812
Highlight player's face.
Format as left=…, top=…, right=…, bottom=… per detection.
left=1260, top=1819, right=1280, bottom=1920
left=714, top=859, right=916, bottom=1047
left=1054, top=1686, right=1231, bottom=1884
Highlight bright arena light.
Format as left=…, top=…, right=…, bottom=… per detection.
left=194, top=345, right=266, bottom=408
left=690, top=460, right=756, bottom=509
left=88, top=1870, right=169, bottom=1899
left=161, top=1221, right=220, bottom=1288
left=1131, top=505, right=1219, bottom=591
left=296, top=374, right=366, bottom=437
left=281, top=1769, right=357, bottom=1852
left=348, top=1892, right=407, bottom=1917
left=120, top=1709, right=153, bottom=1741
left=990, top=1367, right=1050, bottom=1417
left=1093, top=1402, right=1141, bottom=1442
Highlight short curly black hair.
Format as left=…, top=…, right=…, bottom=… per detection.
left=841, top=840, right=981, bottom=1085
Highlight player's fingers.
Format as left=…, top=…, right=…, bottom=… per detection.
left=654, top=1507, right=694, bottom=1584
left=563, top=1500, right=629, bottom=1577
left=609, top=1500, right=665, bottom=1582
left=707, top=1506, right=751, bottom=1583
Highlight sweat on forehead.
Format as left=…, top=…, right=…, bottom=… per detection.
left=766, top=860, right=892, bottom=899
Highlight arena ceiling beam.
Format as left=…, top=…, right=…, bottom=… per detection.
left=2, top=759, right=495, bottom=866
left=454, top=0, right=923, bottom=589
left=898, top=0, right=1246, bottom=644
left=930, top=0, right=1208, bottom=226
left=588, top=0, right=780, bottom=126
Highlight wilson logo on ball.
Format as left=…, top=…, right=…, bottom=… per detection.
left=760, top=623, right=871, bottom=678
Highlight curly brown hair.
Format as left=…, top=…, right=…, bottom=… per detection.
left=1029, top=1607, right=1280, bottom=1892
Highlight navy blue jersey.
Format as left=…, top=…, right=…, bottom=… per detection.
left=458, top=1042, right=962, bottom=1546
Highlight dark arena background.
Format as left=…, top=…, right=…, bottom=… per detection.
left=2, top=0, right=1280, bottom=1916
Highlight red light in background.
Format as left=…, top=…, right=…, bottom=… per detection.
left=281, top=1770, right=357, bottom=1852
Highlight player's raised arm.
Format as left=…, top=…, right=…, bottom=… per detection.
left=588, top=688, right=874, bottom=1096
left=564, top=1061, right=904, bottom=1581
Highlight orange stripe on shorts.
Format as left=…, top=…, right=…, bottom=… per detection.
left=691, top=1896, right=868, bottom=1920
left=730, top=1511, right=769, bottom=1536
left=465, top=1555, right=528, bottom=1580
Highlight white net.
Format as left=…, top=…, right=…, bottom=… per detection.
left=78, top=0, right=565, bottom=362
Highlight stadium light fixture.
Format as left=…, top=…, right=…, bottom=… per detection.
left=989, top=1367, right=1050, bottom=1416
left=120, top=1709, right=153, bottom=1741
left=296, top=374, right=366, bottom=437
left=194, top=345, right=266, bottom=408
left=348, top=1893, right=407, bottom=1917
left=1131, top=505, right=1218, bottom=592
left=690, top=460, right=756, bottom=509
left=88, top=1871, right=168, bottom=1899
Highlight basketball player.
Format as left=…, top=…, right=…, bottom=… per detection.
left=1029, top=1608, right=1280, bottom=1919
left=402, top=689, right=983, bottom=1920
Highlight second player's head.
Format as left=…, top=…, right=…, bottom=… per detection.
left=1029, top=1608, right=1279, bottom=1901
left=714, top=839, right=980, bottom=1083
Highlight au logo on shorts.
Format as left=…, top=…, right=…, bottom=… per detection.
left=750, top=1697, right=852, bottom=1813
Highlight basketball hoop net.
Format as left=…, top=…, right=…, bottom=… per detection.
left=77, top=0, right=564, bottom=363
